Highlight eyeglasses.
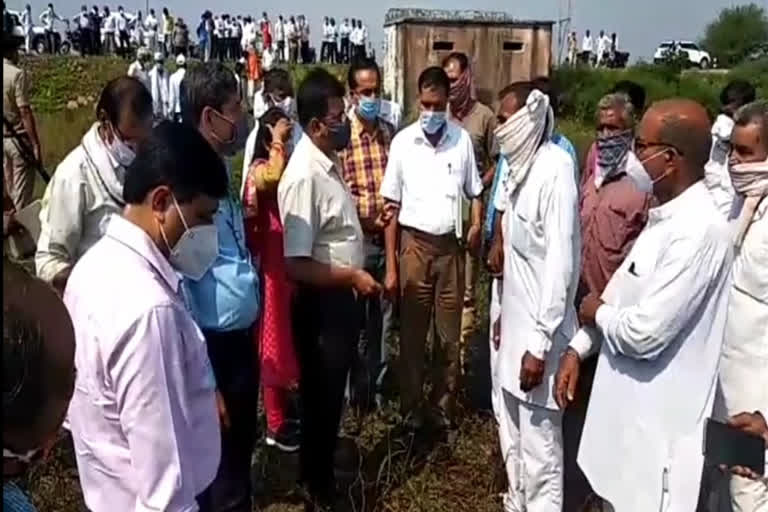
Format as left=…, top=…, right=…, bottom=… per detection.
left=634, top=138, right=683, bottom=156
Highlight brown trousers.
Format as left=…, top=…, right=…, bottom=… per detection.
left=399, top=228, right=464, bottom=420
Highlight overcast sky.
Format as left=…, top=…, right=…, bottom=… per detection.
left=10, top=0, right=767, bottom=60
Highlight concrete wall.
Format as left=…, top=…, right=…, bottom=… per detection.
left=383, top=22, right=552, bottom=117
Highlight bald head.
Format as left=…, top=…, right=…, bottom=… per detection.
left=646, top=99, right=712, bottom=173
left=3, top=258, right=75, bottom=452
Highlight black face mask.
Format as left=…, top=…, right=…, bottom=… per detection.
left=328, top=121, right=351, bottom=151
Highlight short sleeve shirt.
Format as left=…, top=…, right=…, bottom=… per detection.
left=3, top=59, right=30, bottom=134
left=277, top=135, right=364, bottom=269
left=458, top=101, right=498, bottom=173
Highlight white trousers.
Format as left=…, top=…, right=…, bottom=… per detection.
left=490, top=278, right=503, bottom=423
left=499, top=390, right=564, bottom=512
left=731, top=476, right=768, bottom=512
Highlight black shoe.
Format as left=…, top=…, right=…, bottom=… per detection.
left=266, top=422, right=300, bottom=453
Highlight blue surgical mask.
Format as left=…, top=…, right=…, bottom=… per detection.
left=420, top=110, right=446, bottom=135
left=357, top=96, right=380, bottom=121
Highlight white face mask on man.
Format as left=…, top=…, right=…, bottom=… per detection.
left=159, top=196, right=219, bottom=281
left=105, top=129, right=137, bottom=167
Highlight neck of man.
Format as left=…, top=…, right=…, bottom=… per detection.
left=123, top=206, right=170, bottom=257
left=425, top=126, right=445, bottom=148
left=310, top=135, right=335, bottom=160
left=199, top=126, right=225, bottom=158
left=656, top=172, right=701, bottom=205
left=357, top=111, right=378, bottom=134
left=3, top=458, right=26, bottom=478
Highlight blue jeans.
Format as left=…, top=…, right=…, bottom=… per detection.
left=349, top=239, right=392, bottom=410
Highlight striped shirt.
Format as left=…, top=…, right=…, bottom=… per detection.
left=339, top=112, right=394, bottom=223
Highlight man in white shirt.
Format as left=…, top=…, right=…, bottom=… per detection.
left=273, top=15, right=285, bottom=62
left=115, top=6, right=133, bottom=57
left=169, top=54, right=186, bottom=123
left=39, top=3, right=63, bottom=53
left=705, top=80, right=756, bottom=218
left=65, top=122, right=226, bottom=512
left=381, top=67, right=483, bottom=430
left=339, top=18, right=351, bottom=63
left=581, top=29, right=594, bottom=65
left=321, top=17, right=332, bottom=63
left=144, top=8, right=158, bottom=52
left=148, top=52, right=170, bottom=121
left=486, top=84, right=579, bottom=512
left=716, top=100, right=768, bottom=510
left=285, top=16, right=298, bottom=63
left=100, top=6, right=116, bottom=55
left=299, top=15, right=310, bottom=63
left=278, top=68, right=382, bottom=508
left=558, top=99, right=733, bottom=512
left=21, top=4, right=32, bottom=53
left=127, top=47, right=151, bottom=90
left=36, top=77, right=153, bottom=294
left=595, top=30, right=609, bottom=67
left=71, top=5, right=92, bottom=55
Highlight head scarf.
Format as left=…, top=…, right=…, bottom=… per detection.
left=494, top=89, right=554, bottom=199
left=730, top=158, right=768, bottom=247
left=595, top=130, right=633, bottom=188
left=448, top=68, right=476, bottom=122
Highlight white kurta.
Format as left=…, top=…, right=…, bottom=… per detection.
left=577, top=181, right=733, bottom=512
left=148, top=66, right=170, bottom=119
left=716, top=197, right=768, bottom=509
left=494, top=142, right=580, bottom=410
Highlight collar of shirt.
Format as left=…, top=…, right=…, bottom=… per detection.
left=298, top=135, right=340, bottom=175
left=105, top=215, right=179, bottom=293
left=409, top=120, right=458, bottom=150
left=647, top=180, right=708, bottom=225
left=350, top=111, right=389, bottom=143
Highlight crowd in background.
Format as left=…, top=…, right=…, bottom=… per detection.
left=3, top=13, right=768, bottom=512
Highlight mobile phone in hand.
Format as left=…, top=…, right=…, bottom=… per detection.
left=704, top=418, right=765, bottom=475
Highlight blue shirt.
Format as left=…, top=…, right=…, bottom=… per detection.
left=484, top=132, right=577, bottom=244
left=182, top=192, right=260, bottom=332
left=552, top=132, right=578, bottom=168
left=3, top=482, right=36, bottom=512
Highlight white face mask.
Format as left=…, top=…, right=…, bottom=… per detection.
left=729, top=158, right=768, bottom=196
left=105, top=127, right=137, bottom=167
left=159, top=196, right=219, bottom=281
left=638, top=148, right=674, bottom=190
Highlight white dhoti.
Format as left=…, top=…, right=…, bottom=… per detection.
left=499, top=389, right=564, bottom=512
left=489, top=278, right=503, bottom=422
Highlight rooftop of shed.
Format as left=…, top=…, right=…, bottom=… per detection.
left=384, top=8, right=554, bottom=28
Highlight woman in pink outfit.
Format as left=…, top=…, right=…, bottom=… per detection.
left=242, top=107, right=300, bottom=452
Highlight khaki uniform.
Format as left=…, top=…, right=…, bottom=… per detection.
left=3, top=58, right=34, bottom=211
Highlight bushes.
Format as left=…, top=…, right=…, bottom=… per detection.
left=552, top=59, right=768, bottom=124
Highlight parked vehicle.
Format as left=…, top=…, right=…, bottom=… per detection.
left=654, top=40, right=712, bottom=68
left=6, top=8, right=62, bottom=54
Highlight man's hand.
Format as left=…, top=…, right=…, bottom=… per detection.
left=216, top=390, right=231, bottom=430
left=519, top=351, right=545, bottom=392
left=487, top=238, right=504, bottom=277
left=729, top=412, right=768, bottom=445
left=466, top=224, right=481, bottom=254
left=383, top=267, right=398, bottom=299
left=352, top=269, right=382, bottom=296
left=492, top=318, right=501, bottom=350
left=555, top=348, right=581, bottom=409
left=374, top=202, right=398, bottom=231
left=579, top=293, right=604, bottom=328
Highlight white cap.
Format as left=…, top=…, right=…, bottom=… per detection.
left=176, top=54, right=186, bottom=66
left=153, top=51, right=164, bottom=62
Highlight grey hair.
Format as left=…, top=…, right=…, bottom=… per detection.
left=597, top=92, right=635, bottom=128
left=733, top=100, right=768, bottom=151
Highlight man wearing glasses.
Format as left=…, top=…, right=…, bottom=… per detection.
left=557, top=99, right=734, bottom=511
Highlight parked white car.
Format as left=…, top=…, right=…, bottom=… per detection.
left=6, top=9, right=61, bottom=54
left=654, top=40, right=712, bottom=68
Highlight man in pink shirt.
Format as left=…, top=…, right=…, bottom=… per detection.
left=65, top=122, right=228, bottom=512
left=557, top=91, right=652, bottom=511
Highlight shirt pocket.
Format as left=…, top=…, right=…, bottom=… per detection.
left=508, top=211, right=542, bottom=260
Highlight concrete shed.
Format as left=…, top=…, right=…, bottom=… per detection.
left=383, top=8, right=554, bottom=114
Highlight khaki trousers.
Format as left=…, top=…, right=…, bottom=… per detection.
left=3, top=136, right=35, bottom=211
left=399, top=228, right=464, bottom=421
left=460, top=247, right=480, bottom=360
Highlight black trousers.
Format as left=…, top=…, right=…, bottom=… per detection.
left=294, top=285, right=358, bottom=502
left=340, top=37, right=350, bottom=63
left=202, top=327, right=259, bottom=512
left=80, top=28, right=92, bottom=55
left=118, top=30, right=130, bottom=57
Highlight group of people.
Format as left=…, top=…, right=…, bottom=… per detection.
left=320, top=17, right=369, bottom=64
left=3, top=12, right=768, bottom=511
left=15, top=2, right=185, bottom=57
left=567, top=29, right=620, bottom=68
